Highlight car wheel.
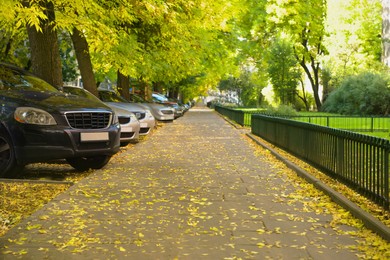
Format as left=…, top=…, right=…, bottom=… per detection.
left=0, top=129, right=20, bottom=178
left=66, top=155, right=112, bottom=171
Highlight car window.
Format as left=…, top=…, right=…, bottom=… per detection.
left=63, top=87, right=101, bottom=102
left=152, top=94, right=167, bottom=102
left=0, top=66, right=59, bottom=92
left=99, top=91, right=128, bottom=103
left=130, top=94, right=148, bottom=103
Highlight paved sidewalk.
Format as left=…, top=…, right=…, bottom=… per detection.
left=1, top=106, right=363, bottom=259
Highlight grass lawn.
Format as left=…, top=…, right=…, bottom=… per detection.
left=235, top=108, right=390, bottom=140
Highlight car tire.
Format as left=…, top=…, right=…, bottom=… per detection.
left=0, top=129, right=22, bottom=178
left=120, top=142, right=130, bottom=147
left=66, top=155, right=112, bottom=171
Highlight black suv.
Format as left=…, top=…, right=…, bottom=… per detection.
left=0, top=63, right=121, bottom=177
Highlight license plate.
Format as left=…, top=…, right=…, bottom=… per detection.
left=140, top=123, right=148, bottom=128
left=80, top=132, right=109, bottom=142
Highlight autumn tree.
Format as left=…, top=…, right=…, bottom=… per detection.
left=0, top=1, right=29, bottom=68
left=22, top=0, right=63, bottom=87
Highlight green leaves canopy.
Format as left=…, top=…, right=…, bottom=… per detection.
left=0, top=0, right=243, bottom=93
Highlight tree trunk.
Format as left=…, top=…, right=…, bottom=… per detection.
left=299, top=57, right=322, bottom=111
left=25, top=0, right=63, bottom=88
left=70, top=28, right=98, bottom=96
left=297, top=79, right=310, bottom=111
left=382, top=0, right=390, bottom=66
left=117, top=70, right=130, bottom=100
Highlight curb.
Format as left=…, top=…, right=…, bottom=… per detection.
left=246, top=133, right=390, bottom=242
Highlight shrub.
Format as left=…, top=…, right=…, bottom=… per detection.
left=322, top=72, right=390, bottom=115
left=265, top=104, right=298, bottom=116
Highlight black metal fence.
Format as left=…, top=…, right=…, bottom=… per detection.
left=251, top=115, right=390, bottom=210
left=214, top=106, right=390, bottom=137
left=214, top=105, right=245, bottom=126
left=214, top=105, right=257, bottom=127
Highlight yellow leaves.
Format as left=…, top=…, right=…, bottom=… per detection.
left=209, top=226, right=219, bottom=232
left=39, top=215, right=50, bottom=220
left=75, top=189, right=102, bottom=199
left=26, top=223, right=42, bottom=230
left=186, top=218, right=199, bottom=227
left=1, top=182, right=69, bottom=236
left=257, top=242, right=266, bottom=248
left=190, top=197, right=212, bottom=206
left=256, top=228, right=266, bottom=234
left=8, top=236, right=27, bottom=245
left=134, top=239, right=144, bottom=247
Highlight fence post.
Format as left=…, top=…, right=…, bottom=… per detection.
left=385, top=144, right=389, bottom=210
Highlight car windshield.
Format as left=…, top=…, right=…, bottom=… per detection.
left=152, top=94, right=168, bottom=102
left=130, top=94, right=149, bottom=103
left=99, top=91, right=129, bottom=103
left=0, top=66, right=59, bottom=93
left=63, top=87, right=101, bottom=102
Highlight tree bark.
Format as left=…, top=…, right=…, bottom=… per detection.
left=382, top=0, right=390, bottom=66
left=117, top=70, right=130, bottom=100
left=25, top=0, right=63, bottom=88
left=70, top=27, right=98, bottom=96
left=298, top=58, right=322, bottom=111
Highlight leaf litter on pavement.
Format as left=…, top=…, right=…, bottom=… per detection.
left=1, top=122, right=389, bottom=259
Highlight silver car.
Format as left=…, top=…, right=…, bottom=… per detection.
left=98, top=90, right=156, bottom=135
left=62, top=86, right=141, bottom=145
left=110, top=105, right=140, bottom=145
left=129, top=93, right=175, bottom=121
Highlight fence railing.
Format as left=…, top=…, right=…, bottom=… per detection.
left=251, top=115, right=390, bottom=210
left=214, top=106, right=390, bottom=137
left=214, top=106, right=245, bottom=126
left=214, top=105, right=257, bottom=127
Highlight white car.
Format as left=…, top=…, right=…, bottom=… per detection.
left=112, top=106, right=140, bottom=145
left=129, top=93, right=175, bottom=121
left=62, top=86, right=141, bottom=145
left=98, top=90, right=156, bottom=135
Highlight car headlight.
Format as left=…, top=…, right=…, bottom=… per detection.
left=130, top=113, right=138, bottom=121
left=14, top=107, right=57, bottom=125
left=145, top=110, right=154, bottom=119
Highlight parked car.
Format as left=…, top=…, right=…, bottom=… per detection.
left=98, top=90, right=155, bottom=135
left=113, top=106, right=140, bottom=145
left=0, top=63, right=121, bottom=177
left=128, top=93, right=174, bottom=122
left=62, top=86, right=140, bottom=145
left=152, top=93, right=184, bottom=118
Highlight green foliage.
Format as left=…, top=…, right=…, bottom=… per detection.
left=264, top=104, right=298, bottom=116
left=59, top=32, right=78, bottom=82
left=1, top=0, right=387, bottom=108
left=323, top=72, right=390, bottom=115
left=218, top=70, right=267, bottom=107
left=324, top=0, right=383, bottom=78
left=267, top=0, right=328, bottom=109
left=267, top=37, right=301, bottom=106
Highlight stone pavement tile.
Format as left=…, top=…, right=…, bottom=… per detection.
left=227, top=244, right=311, bottom=260
left=305, top=245, right=358, bottom=260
